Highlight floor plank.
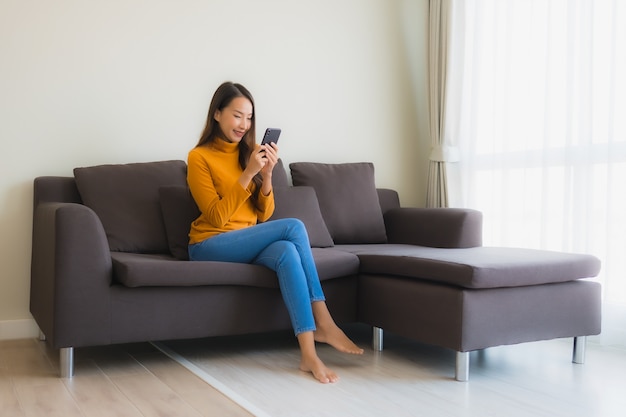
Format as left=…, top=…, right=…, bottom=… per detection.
left=0, top=369, right=26, bottom=417
left=62, top=361, right=145, bottom=417
left=16, top=381, right=84, bottom=417
left=136, top=351, right=253, bottom=417
left=106, top=371, right=205, bottom=417
left=0, top=338, right=253, bottom=417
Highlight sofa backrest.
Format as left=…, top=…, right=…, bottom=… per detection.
left=33, top=159, right=402, bottom=259
left=33, top=176, right=82, bottom=207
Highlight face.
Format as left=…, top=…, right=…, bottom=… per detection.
left=214, top=96, right=253, bottom=143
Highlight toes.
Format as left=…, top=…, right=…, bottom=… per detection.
left=315, top=370, right=338, bottom=384
left=316, top=373, right=330, bottom=384
left=301, top=361, right=339, bottom=384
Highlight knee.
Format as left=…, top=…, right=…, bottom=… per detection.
left=283, top=218, right=307, bottom=236
left=281, top=239, right=299, bottom=255
left=272, top=240, right=300, bottom=265
left=271, top=218, right=310, bottom=247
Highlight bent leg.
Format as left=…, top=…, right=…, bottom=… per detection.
left=254, top=240, right=317, bottom=335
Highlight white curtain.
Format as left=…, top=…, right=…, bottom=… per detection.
left=447, top=0, right=626, bottom=342
left=426, top=0, right=457, bottom=208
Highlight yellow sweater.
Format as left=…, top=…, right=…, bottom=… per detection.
left=187, top=140, right=275, bottom=244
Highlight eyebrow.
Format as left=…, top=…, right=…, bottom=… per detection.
left=234, top=109, right=253, bottom=117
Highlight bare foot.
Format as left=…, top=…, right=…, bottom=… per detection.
left=314, top=325, right=364, bottom=355
left=300, top=355, right=339, bottom=384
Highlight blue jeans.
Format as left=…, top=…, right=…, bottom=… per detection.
left=188, top=218, right=325, bottom=335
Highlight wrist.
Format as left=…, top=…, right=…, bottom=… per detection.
left=239, top=171, right=255, bottom=189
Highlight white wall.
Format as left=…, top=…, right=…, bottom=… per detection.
left=0, top=0, right=430, bottom=338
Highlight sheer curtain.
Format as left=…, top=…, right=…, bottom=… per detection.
left=447, top=0, right=626, bottom=343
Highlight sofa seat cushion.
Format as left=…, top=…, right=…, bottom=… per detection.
left=335, top=244, right=601, bottom=289
left=112, top=248, right=359, bottom=288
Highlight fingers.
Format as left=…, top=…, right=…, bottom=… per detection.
left=245, top=146, right=266, bottom=175
left=260, top=143, right=279, bottom=166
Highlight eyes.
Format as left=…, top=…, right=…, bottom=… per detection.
left=234, top=115, right=253, bottom=121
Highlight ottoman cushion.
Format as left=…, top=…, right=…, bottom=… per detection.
left=336, top=244, right=601, bottom=289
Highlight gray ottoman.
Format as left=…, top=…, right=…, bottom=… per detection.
left=340, top=245, right=602, bottom=381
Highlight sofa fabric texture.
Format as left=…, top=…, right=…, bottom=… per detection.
left=269, top=186, right=334, bottom=248
left=159, top=186, right=201, bottom=260
left=74, top=160, right=187, bottom=253
left=336, top=244, right=601, bottom=289
left=290, top=162, right=387, bottom=244
left=271, top=158, right=290, bottom=188
left=111, top=248, right=359, bottom=288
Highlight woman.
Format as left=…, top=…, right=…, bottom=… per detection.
left=187, top=81, right=363, bottom=383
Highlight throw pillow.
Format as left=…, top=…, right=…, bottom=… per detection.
left=159, top=186, right=201, bottom=260
left=289, top=162, right=387, bottom=244
left=272, top=158, right=290, bottom=188
left=74, top=160, right=187, bottom=253
left=270, top=186, right=334, bottom=248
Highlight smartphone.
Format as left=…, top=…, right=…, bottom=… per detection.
left=261, top=128, right=281, bottom=146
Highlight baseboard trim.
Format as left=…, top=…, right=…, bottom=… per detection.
left=0, top=318, right=40, bottom=341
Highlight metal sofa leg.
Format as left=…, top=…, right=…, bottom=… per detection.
left=373, top=326, right=384, bottom=351
left=573, top=336, right=587, bottom=364
left=456, top=351, right=470, bottom=382
left=60, top=347, right=74, bottom=378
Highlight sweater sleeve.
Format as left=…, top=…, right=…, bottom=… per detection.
left=256, top=188, right=275, bottom=222
left=187, top=149, right=252, bottom=228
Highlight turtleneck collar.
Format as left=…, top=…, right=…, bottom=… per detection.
left=211, top=138, right=240, bottom=154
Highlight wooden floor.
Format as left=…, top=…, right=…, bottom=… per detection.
left=0, top=338, right=252, bottom=417
left=1, top=326, right=625, bottom=417
left=160, top=325, right=626, bottom=417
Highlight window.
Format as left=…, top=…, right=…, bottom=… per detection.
left=448, top=0, right=626, bottom=306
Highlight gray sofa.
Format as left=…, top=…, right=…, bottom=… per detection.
left=30, top=159, right=602, bottom=381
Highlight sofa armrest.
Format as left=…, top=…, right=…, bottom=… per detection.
left=384, top=207, right=483, bottom=248
left=30, top=202, right=113, bottom=349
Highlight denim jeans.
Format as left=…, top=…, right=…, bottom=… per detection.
left=188, top=218, right=325, bottom=335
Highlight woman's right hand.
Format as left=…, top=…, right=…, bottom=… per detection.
left=248, top=145, right=268, bottom=174
left=239, top=145, right=266, bottom=188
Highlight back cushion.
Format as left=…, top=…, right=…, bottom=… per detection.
left=272, top=158, right=290, bottom=188
left=290, top=162, right=387, bottom=244
left=74, top=160, right=187, bottom=253
left=159, top=185, right=201, bottom=260
left=270, top=186, right=334, bottom=248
